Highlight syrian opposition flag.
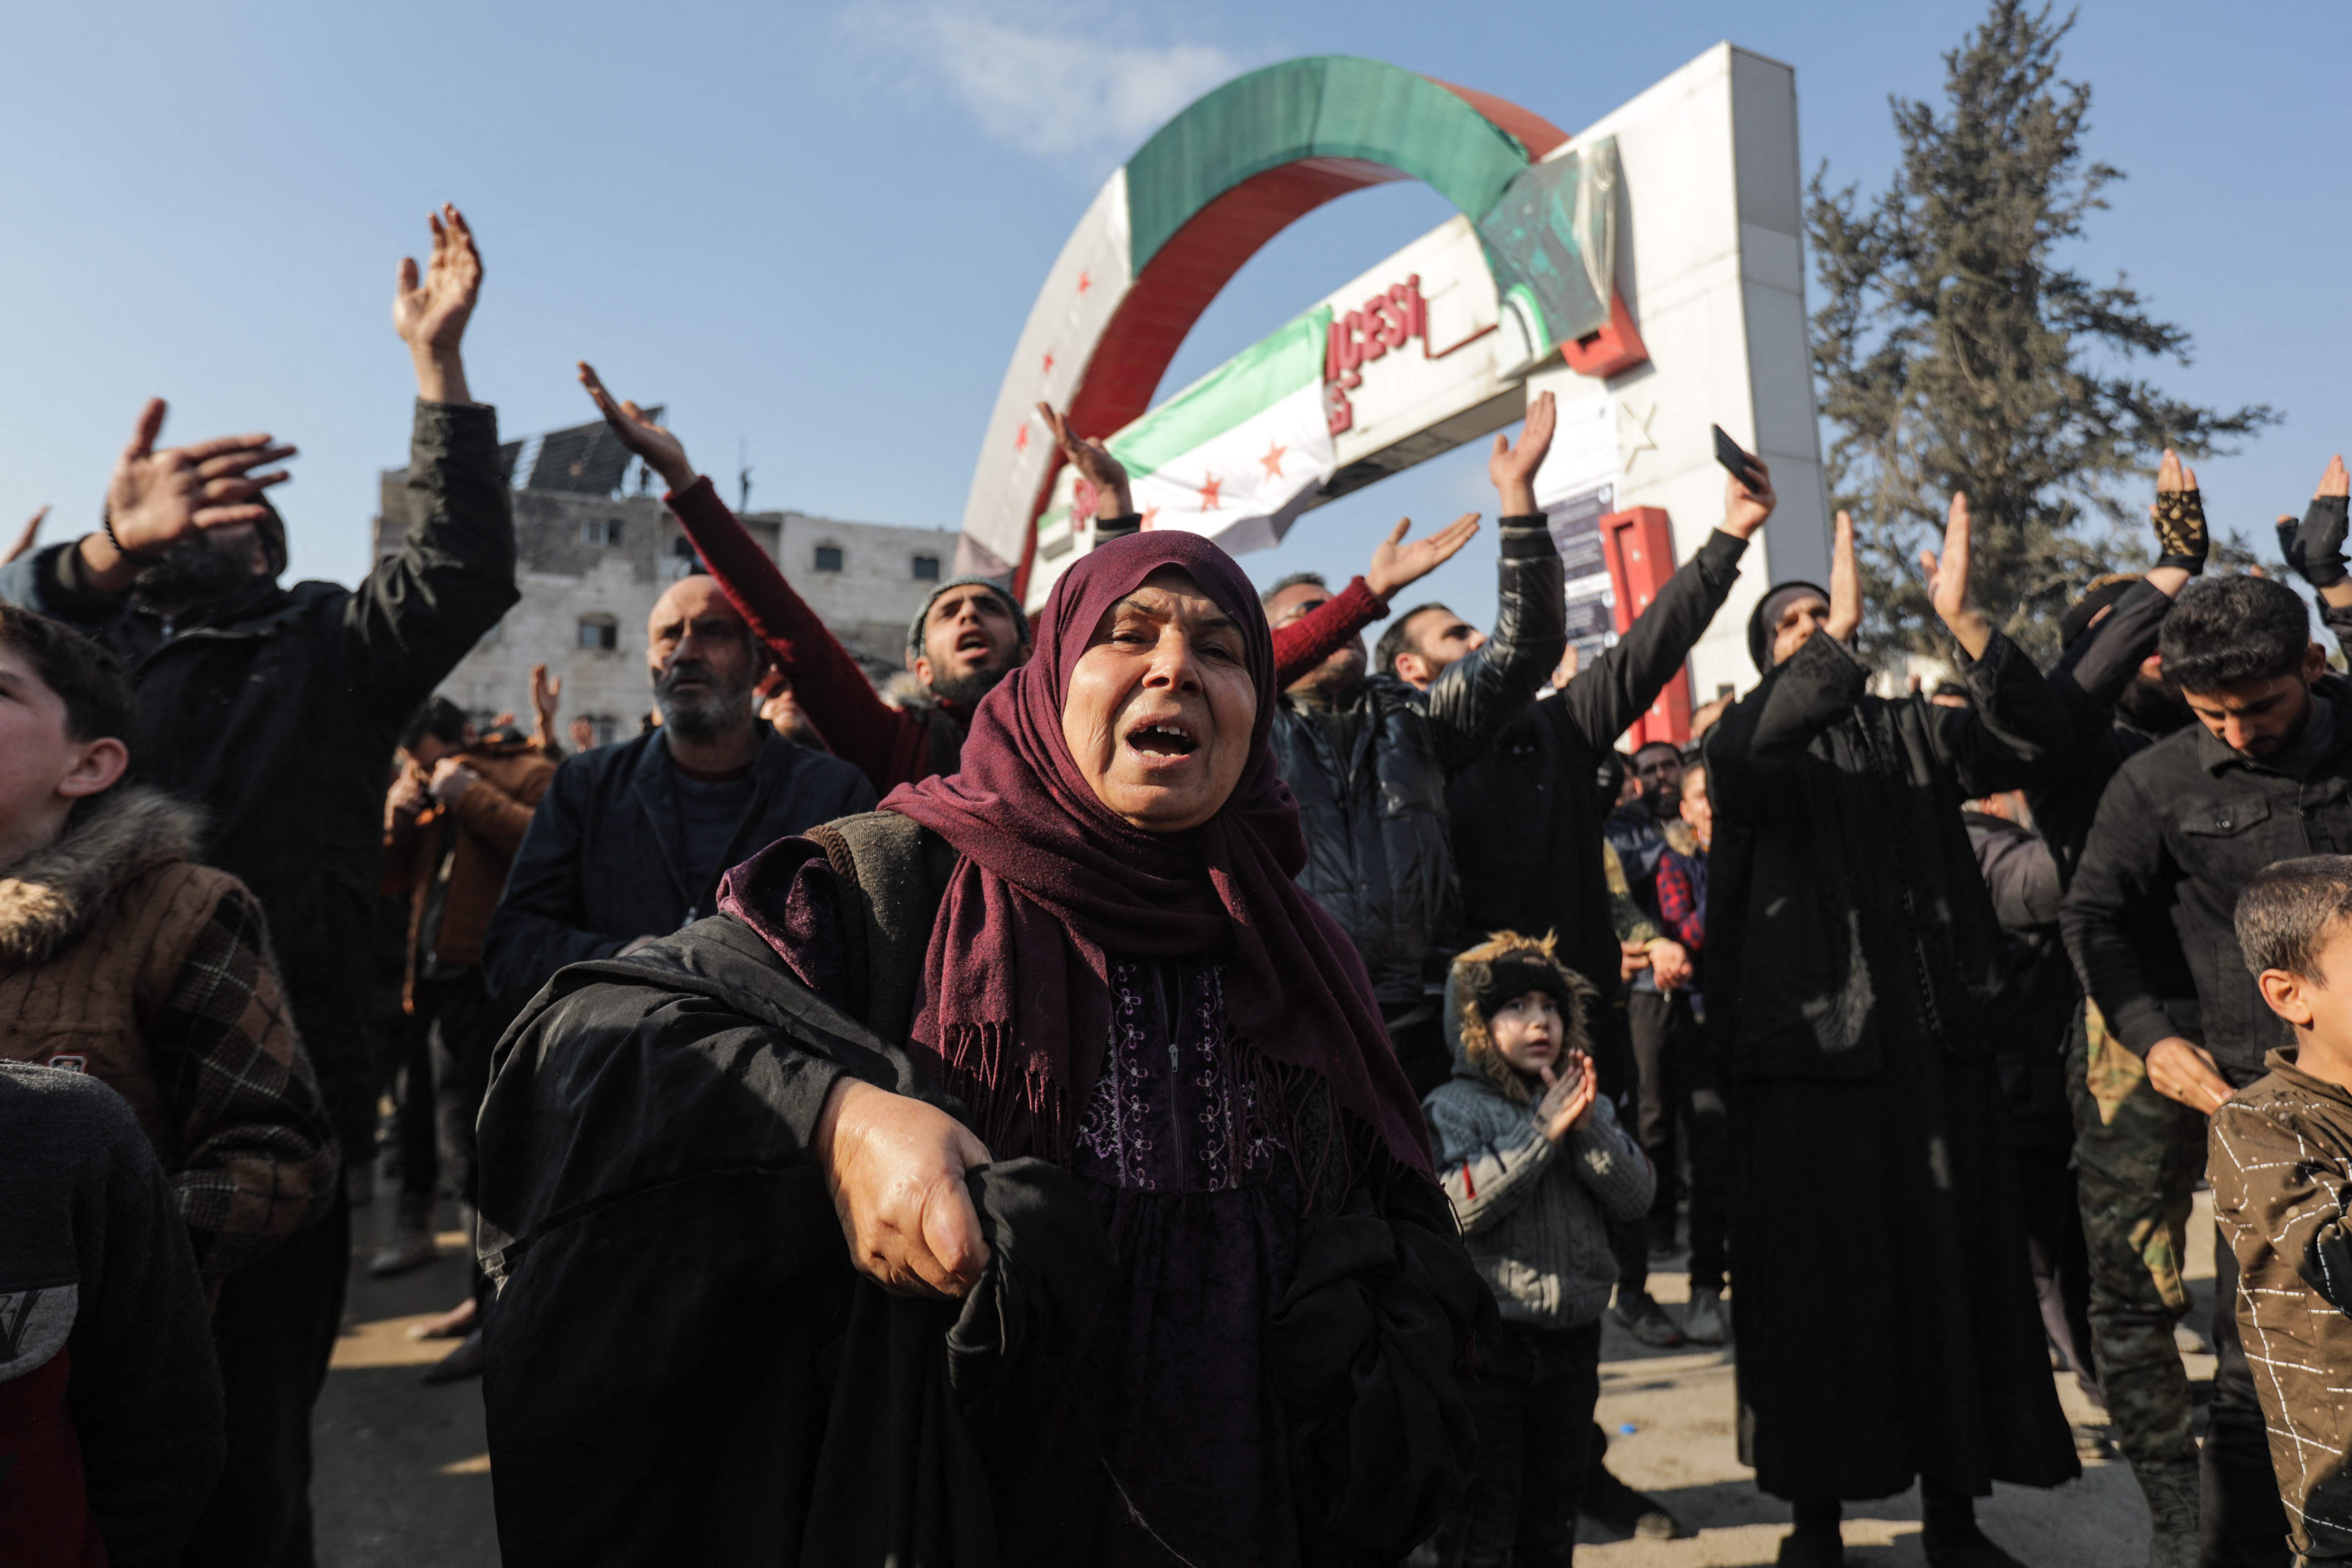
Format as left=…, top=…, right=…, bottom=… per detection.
left=1108, top=307, right=1337, bottom=556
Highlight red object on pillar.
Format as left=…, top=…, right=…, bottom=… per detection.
left=1558, top=291, right=1649, bottom=380
left=1598, top=506, right=1690, bottom=748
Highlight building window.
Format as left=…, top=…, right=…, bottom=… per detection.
left=577, top=614, right=618, bottom=652
left=669, top=536, right=702, bottom=580
left=589, top=715, right=619, bottom=748
left=911, top=553, right=941, bottom=582
left=582, top=516, right=624, bottom=547
left=814, top=544, right=844, bottom=573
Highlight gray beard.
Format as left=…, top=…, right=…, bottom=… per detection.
left=655, top=665, right=756, bottom=744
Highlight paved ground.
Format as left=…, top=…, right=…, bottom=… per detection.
left=314, top=1190, right=2219, bottom=1566
left=315, top=1197, right=495, bottom=1568
left=1576, top=1194, right=2219, bottom=1566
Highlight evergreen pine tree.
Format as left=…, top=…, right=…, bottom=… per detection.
left=1807, top=0, right=2274, bottom=661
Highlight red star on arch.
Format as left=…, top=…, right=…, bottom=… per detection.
left=1042, top=351, right=1055, bottom=373
left=1197, top=473, right=1223, bottom=510
left=1014, top=423, right=1029, bottom=452
left=1076, top=270, right=1091, bottom=294
left=1258, top=439, right=1289, bottom=479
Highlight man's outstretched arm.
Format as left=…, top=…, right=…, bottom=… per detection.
left=1424, top=393, right=1567, bottom=767
left=350, top=205, right=518, bottom=721
left=1558, top=463, right=1767, bottom=749
left=579, top=364, right=930, bottom=794
left=0, top=407, right=295, bottom=622
left=1271, top=513, right=1481, bottom=687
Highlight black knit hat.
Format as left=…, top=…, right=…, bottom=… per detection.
left=905, top=575, right=1030, bottom=662
left=1466, top=952, right=1578, bottom=1023
left=1747, top=580, right=1829, bottom=672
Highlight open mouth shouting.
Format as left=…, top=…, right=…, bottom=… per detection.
left=1122, top=713, right=1201, bottom=766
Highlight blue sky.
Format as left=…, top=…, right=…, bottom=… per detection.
left=1, top=0, right=2341, bottom=643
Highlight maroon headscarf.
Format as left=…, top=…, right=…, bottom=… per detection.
left=879, top=529, right=1431, bottom=1174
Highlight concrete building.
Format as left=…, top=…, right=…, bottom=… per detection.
left=374, top=417, right=960, bottom=746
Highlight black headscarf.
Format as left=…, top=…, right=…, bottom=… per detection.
left=1748, top=581, right=1830, bottom=672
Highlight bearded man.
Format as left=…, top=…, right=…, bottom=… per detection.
left=483, top=574, right=875, bottom=1003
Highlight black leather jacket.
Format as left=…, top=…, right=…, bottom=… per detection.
left=1272, top=517, right=1564, bottom=1004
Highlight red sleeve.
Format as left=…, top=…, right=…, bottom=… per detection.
left=1272, top=575, right=1388, bottom=689
left=666, top=477, right=931, bottom=793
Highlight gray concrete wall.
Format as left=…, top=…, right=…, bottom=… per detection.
left=375, top=472, right=958, bottom=744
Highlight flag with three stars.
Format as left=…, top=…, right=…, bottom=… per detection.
left=1103, top=306, right=1338, bottom=556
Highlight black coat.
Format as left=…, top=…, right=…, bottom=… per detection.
left=2062, top=674, right=2352, bottom=1076
left=1272, top=517, right=1565, bottom=1004
left=1450, top=529, right=1747, bottom=1005
left=1703, top=628, right=2077, bottom=1500
left=2030, top=579, right=2182, bottom=883
left=1963, top=810, right=2076, bottom=1146
left=0, top=401, right=517, bottom=1155
left=476, top=829, right=1488, bottom=1564
left=481, top=725, right=874, bottom=1001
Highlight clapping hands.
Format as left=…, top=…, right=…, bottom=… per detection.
left=1536, top=1050, right=1598, bottom=1142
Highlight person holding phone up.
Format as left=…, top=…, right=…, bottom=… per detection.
left=1424, top=932, right=1654, bottom=1567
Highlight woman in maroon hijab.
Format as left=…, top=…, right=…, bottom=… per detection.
left=477, top=529, right=1483, bottom=1567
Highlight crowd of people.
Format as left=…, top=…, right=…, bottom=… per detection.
left=8, top=202, right=2352, bottom=1568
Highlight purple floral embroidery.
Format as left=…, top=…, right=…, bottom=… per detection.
left=1073, top=958, right=1281, bottom=1195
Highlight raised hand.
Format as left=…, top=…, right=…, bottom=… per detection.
left=101, top=399, right=296, bottom=570
left=1919, top=492, right=1992, bottom=660
left=3, top=505, right=46, bottom=566
left=1826, top=509, right=1862, bottom=644
left=579, top=362, right=696, bottom=493
left=2284, top=455, right=2351, bottom=593
left=1038, top=403, right=1133, bottom=521
left=2149, top=448, right=2207, bottom=573
left=1722, top=454, right=1777, bottom=539
left=1489, top=390, right=1557, bottom=516
left=394, top=205, right=483, bottom=403
left=531, top=662, right=561, bottom=729
left=1365, top=512, right=1481, bottom=600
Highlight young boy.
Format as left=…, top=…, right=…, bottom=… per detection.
left=0, top=602, right=339, bottom=1278
left=1427, top=931, right=1656, bottom=1567
left=2213, top=854, right=2352, bottom=1564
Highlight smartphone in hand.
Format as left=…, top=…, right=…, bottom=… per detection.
left=1712, top=423, right=1760, bottom=483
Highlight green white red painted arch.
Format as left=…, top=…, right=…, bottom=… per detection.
left=954, top=56, right=1591, bottom=591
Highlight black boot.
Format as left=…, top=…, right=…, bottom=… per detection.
left=1579, top=1425, right=1681, bottom=1539
left=1921, top=1487, right=2028, bottom=1567
left=1777, top=1500, right=1848, bottom=1566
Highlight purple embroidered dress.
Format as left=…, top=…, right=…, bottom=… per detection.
left=764, top=854, right=1308, bottom=1566
left=1073, top=956, right=1302, bottom=1566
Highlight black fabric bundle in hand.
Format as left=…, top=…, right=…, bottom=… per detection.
left=800, top=1159, right=1118, bottom=1568
left=1269, top=1174, right=1496, bottom=1564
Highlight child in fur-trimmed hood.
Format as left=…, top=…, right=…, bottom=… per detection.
left=1425, top=930, right=1654, bottom=1567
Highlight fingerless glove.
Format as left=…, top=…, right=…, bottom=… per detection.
left=2152, top=488, right=2208, bottom=574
